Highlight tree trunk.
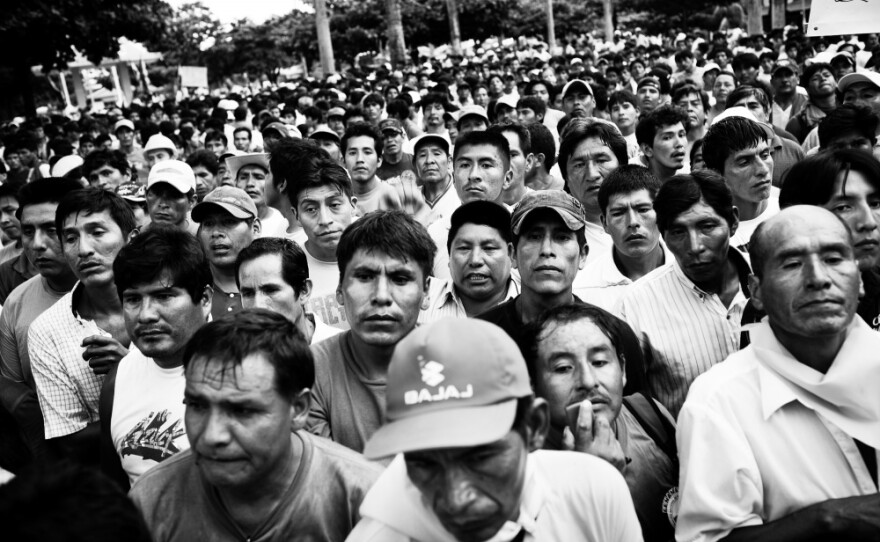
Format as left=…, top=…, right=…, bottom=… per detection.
left=315, top=0, right=336, bottom=76
left=745, top=0, right=763, bottom=36
left=385, top=0, right=407, bottom=69
left=602, top=0, right=614, bottom=44
left=546, top=0, right=556, bottom=52
left=445, top=0, right=461, bottom=55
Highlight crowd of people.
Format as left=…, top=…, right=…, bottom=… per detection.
left=0, top=22, right=879, bottom=542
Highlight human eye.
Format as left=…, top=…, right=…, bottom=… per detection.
left=832, top=203, right=853, bottom=214
left=122, top=294, right=141, bottom=305
left=22, top=226, right=35, bottom=237
left=868, top=198, right=880, bottom=209
left=182, top=397, right=206, bottom=411
left=552, top=362, right=574, bottom=374
left=240, top=287, right=255, bottom=299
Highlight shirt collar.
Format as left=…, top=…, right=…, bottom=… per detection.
left=757, top=359, right=799, bottom=419
left=671, top=247, right=752, bottom=298
left=441, top=278, right=520, bottom=307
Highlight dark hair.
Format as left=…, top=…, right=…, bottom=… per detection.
left=267, top=137, right=330, bottom=205
left=183, top=309, right=314, bottom=398
left=447, top=201, right=512, bottom=253
left=232, top=126, right=252, bottom=140
left=801, top=62, right=834, bottom=88
left=82, top=149, right=130, bottom=177
left=674, top=49, right=695, bottom=62
left=672, top=84, right=710, bottom=112
left=386, top=98, right=410, bottom=121
left=732, top=52, right=760, bottom=71
left=818, top=104, right=880, bottom=149
left=420, top=92, right=450, bottom=111
left=452, top=129, right=511, bottom=170
left=725, top=85, right=770, bottom=112
left=654, top=170, right=736, bottom=234
left=336, top=210, right=435, bottom=283
left=185, top=149, right=220, bottom=176
left=607, top=89, right=638, bottom=111
left=341, top=122, right=383, bottom=156
left=204, top=129, right=227, bottom=146
left=235, top=237, right=310, bottom=297
left=55, top=188, right=136, bottom=239
left=598, top=165, right=662, bottom=214
left=702, top=116, right=768, bottom=173
left=343, top=107, right=365, bottom=123
left=517, top=96, right=546, bottom=118
left=690, top=138, right=705, bottom=167
left=289, top=157, right=352, bottom=208
left=780, top=148, right=880, bottom=209
left=0, top=182, right=22, bottom=202
left=523, top=80, right=557, bottom=102
left=487, top=122, right=532, bottom=155
left=558, top=119, right=628, bottom=181
left=635, top=105, right=687, bottom=147
left=525, top=123, right=557, bottom=170
left=362, top=92, right=386, bottom=109
left=15, top=178, right=83, bottom=220
left=113, top=225, right=211, bottom=303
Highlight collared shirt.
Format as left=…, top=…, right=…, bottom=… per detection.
left=583, top=221, right=613, bottom=267
left=28, top=283, right=109, bottom=439
left=209, top=282, right=241, bottom=321
left=616, top=249, right=751, bottom=416
left=676, top=320, right=880, bottom=542
left=422, top=180, right=461, bottom=225
left=573, top=245, right=670, bottom=312
left=418, top=276, right=520, bottom=324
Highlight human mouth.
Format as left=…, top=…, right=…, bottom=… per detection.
left=78, top=261, right=102, bottom=274
left=625, top=233, right=647, bottom=243
left=671, top=151, right=686, bottom=163
left=534, top=265, right=561, bottom=274
left=363, top=314, right=398, bottom=324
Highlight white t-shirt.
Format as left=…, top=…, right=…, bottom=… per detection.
left=260, top=207, right=290, bottom=238
left=110, top=348, right=188, bottom=485
left=729, top=187, right=780, bottom=252
left=304, top=249, right=349, bottom=330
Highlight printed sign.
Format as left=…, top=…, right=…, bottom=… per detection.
left=807, top=0, right=880, bottom=37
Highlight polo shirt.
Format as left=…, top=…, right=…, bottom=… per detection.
left=210, top=282, right=241, bottom=321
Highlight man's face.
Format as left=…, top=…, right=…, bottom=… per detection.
left=566, top=137, right=620, bottom=219
left=328, top=117, right=345, bottom=137
left=404, top=430, right=529, bottom=542
left=62, top=209, right=127, bottom=287
left=233, top=131, right=251, bottom=152
left=382, top=130, right=404, bottom=158
left=147, top=183, right=193, bottom=226
left=415, top=143, right=449, bottom=186
left=609, top=101, right=639, bottom=132
left=495, top=106, right=516, bottom=124
left=826, top=130, right=875, bottom=153
left=735, top=65, right=759, bottom=85
left=311, top=138, right=340, bottom=162
left=645, top=122, right=687, bottom=171
left=722, top=141, right=773, bottom=206
left=79, top=141, right=96, bottom=157
left=450, top=223, right=512, bottom=303
left=514, top=213, right=586, bottom=297
left=664, top=199, right=734, bottom=287
left=338, top=249, right=427, bottom=347
left=145, top=149, right=172, bottom=169
left=474, top=87, right=489, bottom=107
left=365, top=102, right=383, bottom=122
left=424, top=103, right=446, bottom=128
left=0, top=196, right=21, bottom=241
left=516, top=108, right=539, bottom=124
left=21, top=202, right=69, bottom=280
left=823, top=170, right=880, bottom=270
left=197, top=211, right=258, bottom=270
left=206, top=139, right=227, bottom=157
left=831, top=59, right=855, bottom=81
left=771, top=69, right=798, bottom=95
left=87, top=164, right=127, bottom=190
left=562, top=90, right=595, bottom=118
left=675, top=92, right=706, bottom=131
left=500, top=131, right=532, bottom=192
left=842, top=82, right=880, bottom=117
left=732, top=95, right=768, bottom=123
left=295, top=185, right=354, bottom=256
left=235, top=165, right=270, bottom=210
left=637, top=86, right=661, bottom=113
left=185, top=353, right=298, bottom=492
left=713, top=75, right=736, bottom=104
left=531, top=83, right=551, bottom=104
left=192, top=165, right=217, bottom=202
left=602, top=189, right=661, bottom=260
left=453, top=143, right=512, bottom=204
left=344, top=135, right=381, bottom=184
left=751, top=212, right=861, bottom=344
left=239, top=253, right=306, bottom=325
left=122, top=271, right=209, bottom=361
left=116, top=128, right=134, bottom=147
left=534, top=318, right=625, bottom=431
left=808, top=68, right=836, bottom=99
left=458, top=116, right=488, bottom=134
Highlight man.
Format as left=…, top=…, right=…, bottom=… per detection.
left=421, top=92, right=451, bottom=136
left=142, top=134, right=176, bottom=169
left=29, top=189, right=136, bottom=464
left=561, top=79, right=596, bottom=119
left=831, top=50, right=857, bottom=81
left=838, top=71, right=880, bottom=158
left=524, top=304, right=677, bottom=542
left=348, top=317, right=642, bottom=542
left=488, top=123, right=534, bottom=207
left=413, top=133, right=459, bottom=224
left=82, top=149, right=131, bottom=191
left=634, top=105, right=688, bottom=181
left=673, top=49, right=701, bottom=87
left=524, top=122, right=564, bottom=191
left=192, top=186, right=261, bottom=321
left=676, top=206, right=880, bottom=542
left=573, top=165, right=667, bottom=311
left=455, top=104, right=489, bottom=134
left=204, top=130, right=228, bottom=157
left=636, top=77, right=663, bottom=115
left=0, top=179, right=82, bottom=463
left=145, top=160, right=198, bottom=234
left=703, top=112, right=778, bottom=251
left=342, top=123, right=399, bottom=216
left=309, top=125, right=343, bottom=163
left=307, top=211, right=433, bottom=454
left=617, top=171, right=756, bottom=416
left=227, top=153, right=289, bottom=238
left=184, top=149, right=219, bottom=202
left=786, top=62, right=837, bottom=143
left=516, top=95, right=546, bottom=125
left=0, top=183, right=26, bottom=273
left=708, top=71, right=736, bottom=124
left=376, top=119, right=416, bottom=184
left=232, top=126, right=252, bottom=152
left=672, top=84, right=708, bottom=149
left=328, top=106, right=347, bottom=138
left=494, top=95, right=518, bottom=124
left=114, top=119, right=145, bottom=182
left=770, top=61, right=808, bottom=132
left=818, top=103, right=879, bottom=155
left=608, top=90, right=641, bottom=159
left=236, top=237, right=342, bottom=344
left=101, top=228, right=212, bottom=486
left=130, top=310, right=382, bottom=541
left=558, top=119, right=627, bottom=265
left=731, top=53, right=760, bottom=85
left=421, top=201, right=519, bottom=323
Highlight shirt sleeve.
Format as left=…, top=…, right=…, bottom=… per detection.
left=306, top=374, right=332, bottom=440
left=675, top=399, right=764, bottom=542
left=28, top=319, right=89, bottom=439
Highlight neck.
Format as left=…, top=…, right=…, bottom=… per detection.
left=153, top=351, right=184, bottom=370
left=774, top=90, right=795, bottom=105
left=305, top=240, right=336, bottom=262
left=619, top=124, right=635, bottom=137
left=770, top=324, right=848, bottom=374
left=297, top=312, right=316, bottom=344
left=45, top=271, right=77, bottom=293
left=257, top=204, right=270, bottom=220
left=458, top=283, right=510, bottom=316
left=614, top=244, right=665, bottom=281
left=525, top=169, right=553, bottom=191
left=422, top=177, right=453, bottom=204
left=79, top=281, right=122, bottom=316
left=812, top=94, right=836, bottom=111
left=734, top=196, right=768, bottom=221
left=691, top=256, right=739, bottom=302
left=687, top=125, right=706, bottom=143
left=384, top=151, right=403, bottom=165
left=211, top=264, right=238, bottom=293
left=517, top=289, right=574, bottom=324
left=274, top=202, right=299, bottom=234
left=353, top=176, right=380, bottom=196
left=348, top=331, right=395, bottom=380
left=650, top=160, right=679, bottom=181
left=502, top=182, right=528, bottom=206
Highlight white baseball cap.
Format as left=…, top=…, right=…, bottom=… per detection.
left=147, top=160, right=196, bottom=194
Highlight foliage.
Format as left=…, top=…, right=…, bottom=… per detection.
left=143, top=1, right=222, bottom=67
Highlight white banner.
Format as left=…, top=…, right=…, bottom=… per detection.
left=807, top=0, right=880, bottom=37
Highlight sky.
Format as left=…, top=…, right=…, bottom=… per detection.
left=165, top=0, right=312, bottom=24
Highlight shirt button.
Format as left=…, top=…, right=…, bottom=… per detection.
left=227, top=307, right=233, bottom=311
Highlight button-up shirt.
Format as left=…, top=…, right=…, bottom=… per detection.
left=418, top=276, right=520, bottom=324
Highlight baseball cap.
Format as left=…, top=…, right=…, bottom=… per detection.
left=262, top=122, right=290, bottom=138
left=116, top=182, right=146, bottom=203
left=378, top=118, right=404, bottom=135
left=143, top=134, right=176, bottom=155
left=570, top=57, right=584, bottom=65
left=412, top=133, right=451, bottom=155
left=562, top=79, right=594, bottom=98
left=50, top=155, right=83, bottom=178
left=456, top=104, right=489, bottom=126
left=191, top=186, right=258, bottom=222
left=362, top=318, right=533, bottom=459
left=495, top=94, right=518, bottom=111
left=702, top=62, right=721, bottom=74
left=147, top=160, right=196, bottom=194
left=510, top=190, right=587, bottom=236
left=831, top=51, right=856, bottom=68
left=309, top=125, right=341, bottom=143
left=637, top=76, right=661, bottom=91
left=114, top=119, right=134, bottom=133
left=225, top=153, right=270, bottom=182
left=772, top=60, right=799, bottom=76
left=710, top=106, right=775, bottom=140
left=838, top=71, right=880, bottom=93
left=327, top=107, right=346, bottom=118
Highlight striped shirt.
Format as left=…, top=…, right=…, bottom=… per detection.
left=573, top=245, right=670, bottom=312
left=418, top=276, right=520, bottom=324
left=29, top=284, right=110, bottom=439
left=616, top=250, right=751, bottom=416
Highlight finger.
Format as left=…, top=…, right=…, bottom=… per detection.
left=561, top=427, right=576, bottom=451
left=577, top=400, right=594, bottom=436
left=81, top=334, right=111, bottom=347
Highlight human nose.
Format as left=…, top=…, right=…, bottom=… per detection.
left=575, top=359, right=598, bottom=391
left=32, top=229, right=50, bottom=252
left=584, top=160, right=601, bottom=182
left=316, top=204, right=333, bottom=226
left=539, top=233, right=555, bottom=256
left=437, top=466, right=480, bottom=516
left=686, top=229, right=704, bottom=255
left=854, top=202, right=880, bottom=233
left=137, top=296, right=160, bottom=323
left=372, top=275, right=393, bottom=306
left=199, top=408, right=232, bottom=447
left=803, top=255, right=833, bottom=290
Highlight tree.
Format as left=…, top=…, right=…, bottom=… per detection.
left=385, top=0, right=408, bottom=68
left=0, top=0, right=170, bottom=115
left=315, top=0, right=336, bottom=76
left=143, top=1, right=222, bottom=67
left=446, top=0, right=462, bottom=55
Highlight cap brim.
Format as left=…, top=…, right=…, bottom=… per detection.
left=191, top=201, right=252, bottom=222
left=363, top=400, right=517, bottom=460
left=838, top=73, right=880, bottom=93
left=147, top=179, right=191, bottom=195
left=512, top=208, right=585, bottom=235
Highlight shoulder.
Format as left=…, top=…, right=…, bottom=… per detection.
left=618, top=265, right=677, bottom=302
left=475, top=298, right=515, bottom=324
left=4, top=274, right=43, bottom=308
left=685, top=348, right=761, bottom=405
left=311, top=332, right=347, bottom=361
left=305, top=432, right=384, bottom=482
left=129, top=449, right=195, bottom=507
left=28, top=293, right=72, bottom=341
left=530, top=450, right=631, bottom=502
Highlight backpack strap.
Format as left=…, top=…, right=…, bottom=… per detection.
left=622, top=392, right=678, bottom=468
